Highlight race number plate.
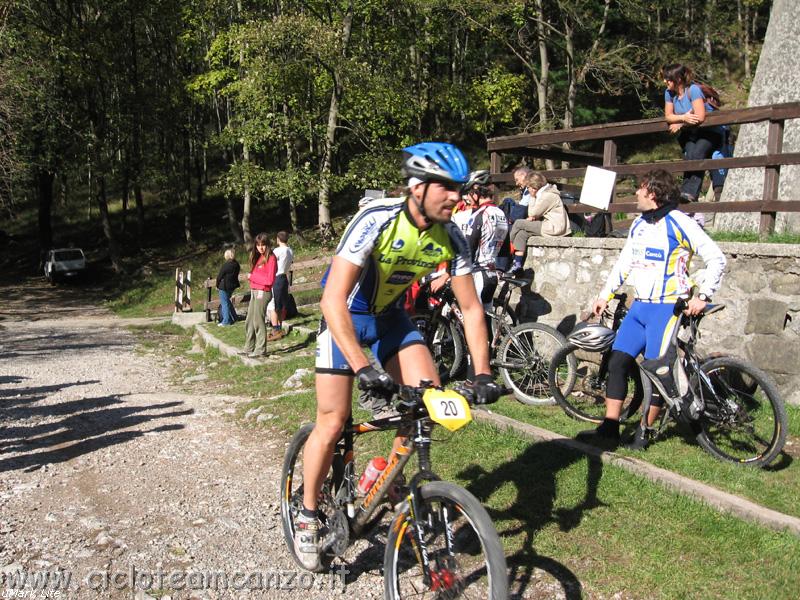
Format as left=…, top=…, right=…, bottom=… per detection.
left=423, top=389, right=472, bottom=432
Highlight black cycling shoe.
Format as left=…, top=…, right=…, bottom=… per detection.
left=576, top=418, right=621, bottom=449
left=624, top=425, right=651, bottom=452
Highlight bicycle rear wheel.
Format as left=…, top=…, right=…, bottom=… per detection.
left=693, top=356, right=787, bottom=467
left=496, top=322, right=570, bottom=405
left=384, top=481, right=508, bottom=599
left=548, top=345, right=643, bottom=423
left=280, top=423, right=344, bottom=572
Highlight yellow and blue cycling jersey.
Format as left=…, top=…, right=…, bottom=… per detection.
left=599, top=209, right=726, bottom=304
left=321, top=197, right=473, bottom=314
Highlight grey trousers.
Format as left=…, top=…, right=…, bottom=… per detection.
left=511, top=219, right=543, bottom=252
left=244, top=289, right=272, bottom=355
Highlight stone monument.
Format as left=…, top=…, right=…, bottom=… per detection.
left=715, top=0, right=800, bottom=233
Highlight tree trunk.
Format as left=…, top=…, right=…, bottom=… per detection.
left=534, top=0, right=554, bottom=170
left=36, top=169, right=54, bottom=270
left=226, top=195, right=243, bottom=243
left=241, top=141, right=252, bottom=244
left=120, top=162, right=129, bottom=236
left=317, top=5, right=353, bottom=241
left=133, top=183, right=145, bottom=246
left=563, top=14, right=576, bottom=169
left=183, top=134, right=192, bottom=244
left=96, top=175, right=122, bottom=272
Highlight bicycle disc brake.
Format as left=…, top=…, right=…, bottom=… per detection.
left=321, top=509, right=349, bottom=557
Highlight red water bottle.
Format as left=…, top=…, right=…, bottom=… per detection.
left=357, top=456, right=387, bottom=495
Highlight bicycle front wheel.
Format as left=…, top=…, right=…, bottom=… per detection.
left=549, top=345, right=643, bottom=423
left=694, top=356, right=787, bottom=468
left=496, top=322, right=570, bottom=405
left=384, top=481, right=508, bottom=599
left=280, top=423, right=344, bottom=572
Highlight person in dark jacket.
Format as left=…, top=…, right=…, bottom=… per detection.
left=216, top=248, right=240, bottom=326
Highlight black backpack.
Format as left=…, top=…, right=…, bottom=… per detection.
left=584, top=212, right=613, bottom=237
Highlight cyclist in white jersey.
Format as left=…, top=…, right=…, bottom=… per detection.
left=436, top=170, right=508, bottom=311
left=578, top=169, right=726, bottom=448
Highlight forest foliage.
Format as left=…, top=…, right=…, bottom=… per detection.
left=0, top=0, right=771, bottom=269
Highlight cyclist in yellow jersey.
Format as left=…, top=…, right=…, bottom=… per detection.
left=294, top=142, right=501, bottom=571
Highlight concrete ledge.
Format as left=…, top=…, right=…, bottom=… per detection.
left=194, top=324, right=262, bottom=367
left=171, top=311, right=207, bottom=328
left=474, top=408, right=800, bottom=537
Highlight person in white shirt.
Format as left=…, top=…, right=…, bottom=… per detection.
left=268, top=231, right=294, bottom=341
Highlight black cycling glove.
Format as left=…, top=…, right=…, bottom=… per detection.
left=472, top=374, right=502, bottom=405
left=356, top=366, right=395, bottom=395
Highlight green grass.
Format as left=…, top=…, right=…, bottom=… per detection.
left=129, top=322, right=800, bottom=599
left=490, top=397, right=800, bottom=519
left=710, top=230, right=800, bottom=244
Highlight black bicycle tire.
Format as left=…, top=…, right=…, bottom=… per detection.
left=280, top=422, right=338, bottom=572
left=549, top=344, right=643, bottom=423
left=430, top=315, right=466, bottom=383
left=498, top=322, right=571, bottom=406
left=383, top=480, right=509, bottom=600
left=694, top=356, right=788, bottom=468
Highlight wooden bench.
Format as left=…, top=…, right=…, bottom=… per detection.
left=202, top=256, right=331, bottom=322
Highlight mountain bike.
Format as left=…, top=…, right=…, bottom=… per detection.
left=634, top=302, right=787, bottom=468
left=548, top=293, right=644, bottom=423
left=419, top=274, right=573, bottom=405
left=280, top=382, right=509, bottom=598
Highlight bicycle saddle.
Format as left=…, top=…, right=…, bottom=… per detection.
left=499, top=274, right=532, bottom=287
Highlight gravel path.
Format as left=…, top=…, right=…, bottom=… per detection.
left=0, top=282, right=383, bottom=599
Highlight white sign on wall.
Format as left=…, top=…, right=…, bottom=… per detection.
left=579, top=166, right=617, bottom=210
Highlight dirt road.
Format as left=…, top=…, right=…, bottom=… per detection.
left=0, top=281, right=381, bottom=599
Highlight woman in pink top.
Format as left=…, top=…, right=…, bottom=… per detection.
left=243, top=232, right=277, bottom=357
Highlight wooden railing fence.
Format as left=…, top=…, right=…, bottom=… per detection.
left=488, top=102, right=800, bottom=236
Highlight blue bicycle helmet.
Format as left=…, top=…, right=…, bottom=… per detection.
left=402, top=142, right=470, bottom=185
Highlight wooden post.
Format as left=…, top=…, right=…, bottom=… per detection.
left=205, top=278, right=213, bottom=322
left=176, top=270, right=184, bottom=312
left=185, top=270, right=192, bottom=312
left=759, top=119, right=784, bottom=238
left=174, top=268, right=181, bottom=312
left=603, top=138, right=618, bottom=210
left=490, top=152, right=501, bottom=178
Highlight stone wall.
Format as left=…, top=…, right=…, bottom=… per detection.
left=515, top=237, right=800, bottom=405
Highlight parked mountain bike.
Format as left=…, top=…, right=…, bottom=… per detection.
left=548, top=293, right=644, bottom=423
left=280, top=381, right=509, bottom=598
left=417, top=274, right=572, bottom=404
left=411, top=273, right=520, bottom=383
left=631, top=302, right=787, bottom=467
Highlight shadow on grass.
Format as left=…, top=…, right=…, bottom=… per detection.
left=458, top=440, right=605, bottom=599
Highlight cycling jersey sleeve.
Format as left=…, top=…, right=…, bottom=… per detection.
left=672, top=211, right=727, bottom=296
left=599, top=220, right=637, bottom=300
left=335, top=210, right=388, bottom=268
left=444, top=222, right=473, bottom=277
left=467, top=211, right=483, bottom=262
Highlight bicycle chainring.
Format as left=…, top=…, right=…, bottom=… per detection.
left=323, top=509, right=349, bottom=557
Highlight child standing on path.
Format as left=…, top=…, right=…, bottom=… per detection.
left=243, top=233, right=277, bottom=358
left=268, top=231, right=294, bottom=341
left=215, top=248, right=240, bottom=326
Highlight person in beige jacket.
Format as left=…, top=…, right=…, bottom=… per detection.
left=509, top=171, right=570, bottom=274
